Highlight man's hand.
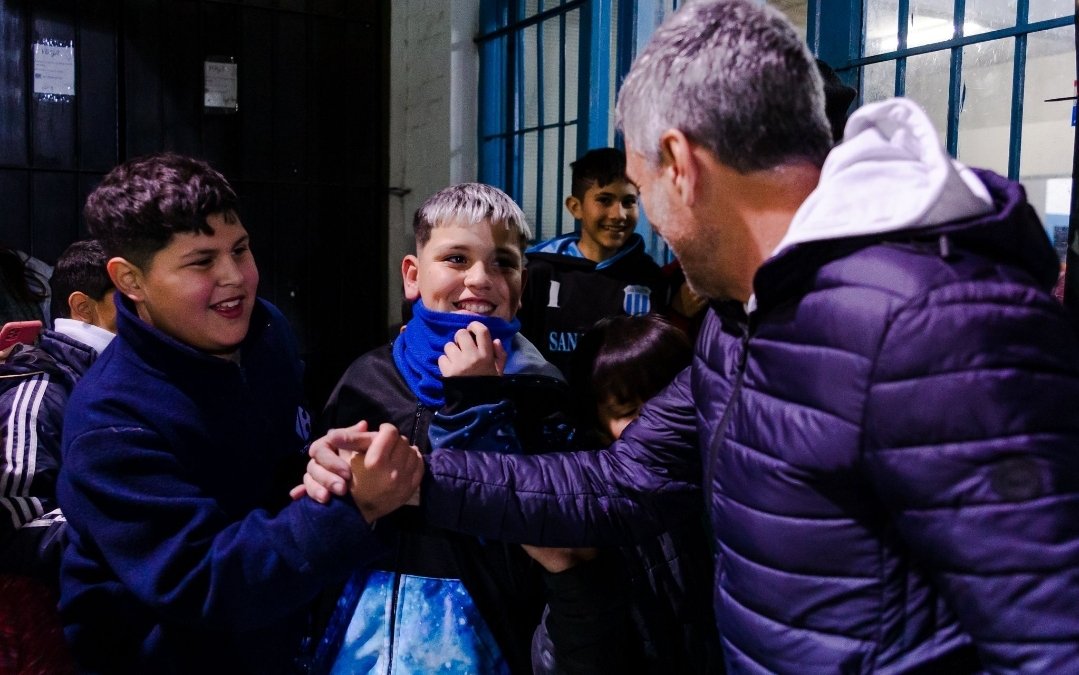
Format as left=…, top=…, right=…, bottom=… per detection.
left=349, top=423, right=424, bottom=522
left=438, top=321, right=507, bottom=377
left=290, top=421, right=372, bottom=504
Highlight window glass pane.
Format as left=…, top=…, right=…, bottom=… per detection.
left=862, top=60, right=897, bottom=104
left=771, top=0, right=808, bottom=41
left=1029, top=0, right=1075, bottom=23
left=522, top=131, right=539, bottom=236
left=607, top=1, right=619, bottom=144
left=522, top=25, right=539, bottom=129
left=963, top=0, right=1017, bottom=37
left=541, top=127, right=562, bottom=236
left=908, top=0, right=955, bottom=48
left=865, top=0, right=900, bottom=55
left=559, top=125, right=577, bottom=236
left=1021, top=24, right=1076, bottom=262
left=956, top=38, right=1013, bottom=175
left=563, top=9, right=580, bottom=123
left=905, top=49, right=951, bottom=140
left=523, top=0, right=539, bottom=19
left=542, top=19, right=561, bottom=125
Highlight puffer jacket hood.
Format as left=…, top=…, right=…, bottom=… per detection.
left=757, top=100, right=1058, bottom=312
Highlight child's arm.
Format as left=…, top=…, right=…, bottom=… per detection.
left=58, top=424, right=389, bottom=629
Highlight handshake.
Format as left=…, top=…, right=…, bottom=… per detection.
left=290, top=421, right=424, bottom=523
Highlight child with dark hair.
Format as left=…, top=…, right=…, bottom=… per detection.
left=56, top=153, right=420, bottom=674
left=0, top=238, right=116, bottom=675
left=519, top=147, right=668, bottom=375
left=306, top=182, right=563, bottom=674
left=523, top=314, right=719, bottom=674
left=1, top=239, right=116, bottom=581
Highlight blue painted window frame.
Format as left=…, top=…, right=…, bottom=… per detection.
left=808, top=0, right=1073, bottom=179
left=478, top=0, right=677, bottom=260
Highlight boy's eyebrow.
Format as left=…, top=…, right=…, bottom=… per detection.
left=180, top=234, right=250, bottom=259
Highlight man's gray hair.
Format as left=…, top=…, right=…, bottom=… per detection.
left=616, top=0, right=833, bottom=172
left=412, top=182, right=532, bottom=248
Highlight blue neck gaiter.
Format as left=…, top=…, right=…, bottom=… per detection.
left=393, top=300, right=520, bottom=408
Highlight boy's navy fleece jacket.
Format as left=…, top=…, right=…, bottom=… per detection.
left=56, top=295, right=382, bottom=674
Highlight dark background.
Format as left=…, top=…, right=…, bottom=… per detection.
left=0, top=0, right=389, bottom=408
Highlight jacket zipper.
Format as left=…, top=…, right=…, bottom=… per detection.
left=385, top=403, right=425, bottom=674
left=703, top=321, right=751, bottom=552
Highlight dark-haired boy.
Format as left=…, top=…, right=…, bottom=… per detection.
left=56, top=153, right=421, bottom=674
left=0, top=239, right=116, bottom=674
left=306, top=182, right=561, bottom=675
left=520, top=147, right=668, bottom=375
left=1, top=239, right=116, bottom=580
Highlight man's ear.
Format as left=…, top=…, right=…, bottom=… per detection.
left=108, top=257, right=144, bottom=301
left=68, top=291, right=98, bottom=324
left=565, top=195, right=584, bottom=220
left=658, top=129, right=700, bottom=208
left=401, top=254, right=421, bottom=302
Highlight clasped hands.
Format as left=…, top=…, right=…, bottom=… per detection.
left=289, top=322, right=501, bottom=523
left=290, top=421, right=424, bottom=523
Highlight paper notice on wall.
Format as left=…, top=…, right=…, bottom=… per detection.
left=33, top=41, right=75, bottom=98
left=204, top=58, right=238, bottom=112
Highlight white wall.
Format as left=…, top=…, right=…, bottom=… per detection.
left=386, top=0, right=480, bottom=326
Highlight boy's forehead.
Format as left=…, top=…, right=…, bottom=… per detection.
left=426, top=219, right=525, bottom=251
left=586, top=179, right=638, bottom=195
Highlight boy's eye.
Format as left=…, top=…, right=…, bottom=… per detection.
left=622, top=197, right=638, bottom=208
left=444, top=255, right=467, bottom=264
left=189, top=258, right=213, bottom=268
left=232, top=245, right=249, bottom=257
left=494, top=257, right=521, bottom=270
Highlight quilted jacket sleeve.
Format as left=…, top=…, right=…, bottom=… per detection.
left=862, top=280, right=1079, bottom=671
left=423, top=365, right=702, bottom=547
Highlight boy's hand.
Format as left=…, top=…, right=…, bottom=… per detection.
left=438, top=321, right=507, bottom=377
left=290, top=421, right=371, bottom=504
left=349, top=423, right=424, bottom=522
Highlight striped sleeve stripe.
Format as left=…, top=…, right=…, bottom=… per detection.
left=2, top=372, right=50, bottom=529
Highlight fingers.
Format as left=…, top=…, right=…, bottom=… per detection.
left=298, top=420, right=377, bottom=505
left=317, top=420, right=372, bottom=454
left=308, top=439, right=353, bottom=482
left=350, top=424, right=425, bottom=522
left=362, top=423, right=405, bottom=470
left=438, top=322, right=500, bottom=377
left=304, top=454, right=354, bottom=501
left=492, top=338, right=507, bottom=376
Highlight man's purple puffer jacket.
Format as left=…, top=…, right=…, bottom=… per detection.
left=423, top=170, right=1079, bottom=673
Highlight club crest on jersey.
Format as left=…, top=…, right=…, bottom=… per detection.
left=622, top=285, right=651, bottom=316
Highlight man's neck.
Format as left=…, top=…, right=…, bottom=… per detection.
left=701, top=160, right=821, bottom=303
